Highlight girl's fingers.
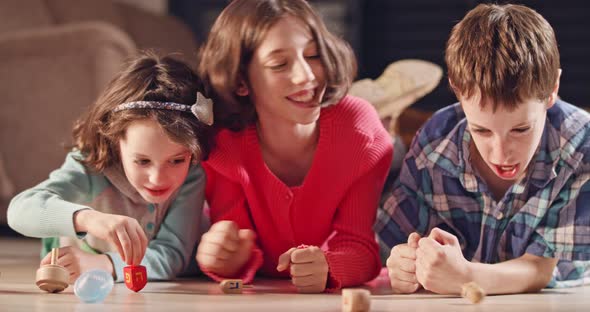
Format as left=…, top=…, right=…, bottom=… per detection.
left=126, top=225, right=141, bottom=265
left=136, top=226, right=148, bottom=264
left=115, top=228, right=131, bottom=264
left=277, top=248, right=297, bottom=272
left=291, top=274, right=319, bottom=287
left=203, top=231, right=240, bottom=252
left=40, top=253, right=52, bottom=265
left=197, top=240, right=234, bottom=260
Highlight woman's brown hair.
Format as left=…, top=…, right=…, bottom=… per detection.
left=72, top=51, right=213, bottom=172
left=445, top=3, right=560, bottom=111
left=198, top=0, right=357, bottom=130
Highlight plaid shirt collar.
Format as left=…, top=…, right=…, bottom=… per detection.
left=416, top=108, right=561, bottom=195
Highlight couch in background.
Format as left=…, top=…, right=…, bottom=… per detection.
left=0, top=0, right=199, bottom=225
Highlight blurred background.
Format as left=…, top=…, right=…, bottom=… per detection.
left=170, top=0, right=590, bottom=111
left=0, top=0, right=588, bottom=233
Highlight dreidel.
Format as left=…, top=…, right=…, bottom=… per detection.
left=219, top=279, right=253, bottom=294
left=123, top=265, right=147, bottom=292
left=342, top=289, right=371, bottom=312
left=36, top=248, right=69, bottom=293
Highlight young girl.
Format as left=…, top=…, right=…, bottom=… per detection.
left=196, top=0, right=393, bottom=292
left=7, top=52, right=214, bottom=283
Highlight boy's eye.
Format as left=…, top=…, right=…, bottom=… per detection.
left=134, top=159, right=150, bottom=166
left=472, top=128, right=489, bottom=134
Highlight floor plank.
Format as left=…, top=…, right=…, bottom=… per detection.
left=1, top=238, right=588, bottom=311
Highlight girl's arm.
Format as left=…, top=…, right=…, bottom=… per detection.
left=7, top=152, right=94, bottom=238
left=321, top=136, right=393, bottom=289
left=198, top=164, right=263, bottom=283
left=105, top=165, right=207, bottom=282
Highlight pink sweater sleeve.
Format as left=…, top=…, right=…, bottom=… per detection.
left=199, top=164, right=264, bottom=283
left=321, top=131, right=393, bottom=289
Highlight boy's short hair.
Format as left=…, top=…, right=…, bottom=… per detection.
left=445, top=4, right=560, bottom=111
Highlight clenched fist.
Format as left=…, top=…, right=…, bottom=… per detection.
left=386, top=232, right=421, bottom=294
left=277, top=246, right=329, bottom=293
left=196, top=220, right=256, bottom=277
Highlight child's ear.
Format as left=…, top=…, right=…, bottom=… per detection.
left=448, top=78, right=456, bottom=91
left=448, top=78, right=460, bottom=98
left=236, top=79, right=249, bottom=96
left=547, top=69, right=562, bottom=109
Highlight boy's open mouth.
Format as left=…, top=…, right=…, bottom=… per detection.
left=493, top=164, right=519, bottom=179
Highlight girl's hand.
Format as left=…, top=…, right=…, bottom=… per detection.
left=196, top=220, right=256, bottom=277
left=40, top=246, right=114, bottom=284
left=74, top=209, right=148, bottom=265
left=415, top=228, right=472, bottom=294
left=386, top=232, right=422, bottom=294
left=277, top=246, right=329, bottom=293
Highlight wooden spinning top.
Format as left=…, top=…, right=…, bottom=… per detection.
left=36, top=248, right=69, bottom=293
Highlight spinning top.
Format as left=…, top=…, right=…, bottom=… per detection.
left=461, top=282, right=485, bottom=304
left=124, top=265, right=147, bottom=292
left=36, top=248, right=69, bottom=293
left=342, top=288, right=371, bottom=312
left=219, top=279, right=254, bottom=294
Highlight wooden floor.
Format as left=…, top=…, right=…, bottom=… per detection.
left=1, top=237, right=589, bottom=311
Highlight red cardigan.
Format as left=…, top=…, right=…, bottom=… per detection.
left=201, top=96, right=393, bottom=289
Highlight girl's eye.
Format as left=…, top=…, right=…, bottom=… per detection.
left=171, top=158, right=187, bottom=165
left=304, top=54, right=320, bottom=60
left=134, top=159, right=150, bottom=166
left=269, top=63, right=287, bottom=70
left=513, top=127, right=530, bottom=133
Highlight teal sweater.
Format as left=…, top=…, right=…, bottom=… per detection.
left=7, top=151, right=207, bottom=282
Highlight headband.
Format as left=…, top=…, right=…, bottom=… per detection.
left=112, top=92, right=213, bottom=126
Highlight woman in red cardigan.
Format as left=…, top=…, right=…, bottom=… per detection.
left=195, top=0, right=393, bottom=293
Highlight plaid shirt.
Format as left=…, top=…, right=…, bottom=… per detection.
left=376, top=99, right=590, bottom=288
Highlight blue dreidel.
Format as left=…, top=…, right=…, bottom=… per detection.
left=74, top=269, right=114, bottom=303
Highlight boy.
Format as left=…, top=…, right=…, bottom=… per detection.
left=376, top=3, right=590, bottom=295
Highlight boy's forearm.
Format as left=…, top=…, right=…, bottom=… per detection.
left=467, top=253, right=558, bottom=295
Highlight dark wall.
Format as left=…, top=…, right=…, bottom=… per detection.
left=361, top=0, right=590, bottom=111
left=170, top=0, right=590, bottom=111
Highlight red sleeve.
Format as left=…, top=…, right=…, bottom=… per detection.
left=321, top=132, right=393, bottom=289
left=199, top=163, right=263, bottom=283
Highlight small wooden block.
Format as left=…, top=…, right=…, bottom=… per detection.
left=219, top=279, right=245, bottom=294
left=342, top=288, right=371, bottom=312
left=461, top=282, right=485, bottom=304
left=124, top=265, right=147, bottom=292
left=36, top=248, right=68, bottom=293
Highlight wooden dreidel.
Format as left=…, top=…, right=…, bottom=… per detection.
left=219, top=279, right=253, bottom=294
left=36, top=248, right=69, bottom=293
left=342, top=289, right=371, bottom=312
left=124, top=265, right=147, bottom=292
left=461, top=282, right=485, bottom=304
